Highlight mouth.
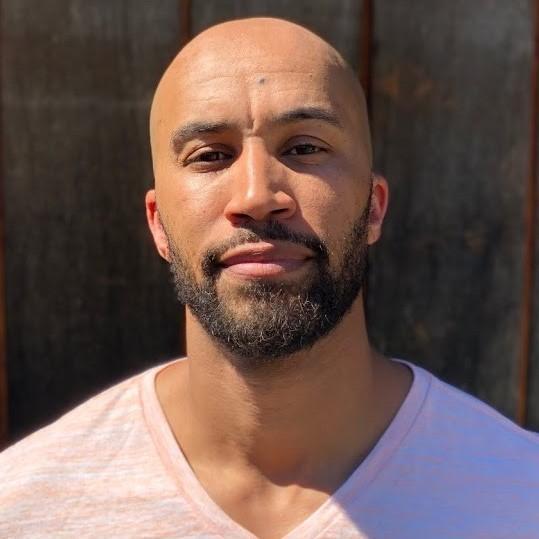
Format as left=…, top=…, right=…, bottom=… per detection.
left=218, top=242, right=314, bottom=278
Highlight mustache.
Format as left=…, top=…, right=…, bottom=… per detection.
left=201, top=220, right=329, bottom=278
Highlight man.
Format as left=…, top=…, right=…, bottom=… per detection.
left=1, top=17, right=538, bottom=539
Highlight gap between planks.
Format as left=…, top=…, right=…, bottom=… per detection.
left=518, top=0, right=539, bottom=426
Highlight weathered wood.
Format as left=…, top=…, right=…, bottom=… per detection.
left=367, top=1, right=533, bottom=419
left=2, top=0, right=537, bottom=440
left=191, top=0, right=363, bottom=71
left=358, top=0, right=373, bottom=104
left=2, top=0, right=184, bottom=441
left=0, top=4, right=8, bottom=449
left=527, top=0, right=539, bottom=431
left=179, top=0, right=192, bottom=47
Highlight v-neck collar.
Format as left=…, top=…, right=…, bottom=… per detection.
left=140, top=357, right=430, bottom=538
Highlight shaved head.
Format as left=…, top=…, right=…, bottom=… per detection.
left=150, top=17, right=372, bottom=170
left=145, top=17, right=386, bottom=365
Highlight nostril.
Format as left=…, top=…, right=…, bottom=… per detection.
left=228, top=213, right=254, bottom=227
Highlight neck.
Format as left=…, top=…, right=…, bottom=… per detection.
left=156, top=298, right=412, bottom=491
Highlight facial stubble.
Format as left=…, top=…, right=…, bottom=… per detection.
left=164, top=198, right=371, bottom=369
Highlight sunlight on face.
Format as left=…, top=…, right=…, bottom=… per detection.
left=147, top=19, right=379, bottom=366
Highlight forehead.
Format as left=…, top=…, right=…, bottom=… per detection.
left=154, top=42, right=359, bottom=136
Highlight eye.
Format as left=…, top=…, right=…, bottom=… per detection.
left=281, top=139, right=330, bottom=165
left=183, top=147, right=234, bottom=171
left=284, top=143, right=323, bottom=156
left=190, top=150, right=232, bottom=163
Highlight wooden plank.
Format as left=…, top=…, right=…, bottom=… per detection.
left=191, top=0, right=363, bottom=71
left=358, top=0, right=373, bottom=104
left=0, top=3, right=8, bottom=449
left=527, top=0, right=539, bottom=431
left=179, top=0, right=192, bottom=46
left=2, top=0, right=184, bottom=441
left=367, top=1, right=533, bottom=419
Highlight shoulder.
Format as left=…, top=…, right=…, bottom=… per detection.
left=432, top=367, right=537, bottom=447
left=0, top=363, right=159, bottom=508
left=404, top=360, right=539, bottom=474
left=2, top=367, right=141, bottom=456
left=380, top=361, right=539, bottom=534
left=0, top=359, right=192, bottom=536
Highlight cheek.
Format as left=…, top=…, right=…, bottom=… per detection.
left=157, top=176, right=226, bottom=262
left=293, top=168, right=365, bottom=240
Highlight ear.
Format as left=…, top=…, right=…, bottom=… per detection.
left=145, top=189, right=171, bottom=262
left=367, top=173, right=389, bottom=245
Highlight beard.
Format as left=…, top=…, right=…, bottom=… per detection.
left=164, top=197, right=371, bottom=370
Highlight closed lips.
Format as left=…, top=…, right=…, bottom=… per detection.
left=218, top=243, right=313, bottom=267
left=217, top=242, right=314, bottom=277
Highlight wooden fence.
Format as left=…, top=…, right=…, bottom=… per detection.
left=1, top=0, right=537, bottom=446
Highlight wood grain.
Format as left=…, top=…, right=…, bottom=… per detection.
left=2, top=0, right=184, bottom=441
left=527, top=0, right=539, bottom=431
left=2, top=0, right=537, bottom=440
left=0, top=2, right=8, bottom=448
left=367, top=1, right=533, bottom=419
left=191, top=0, right=362, bottom=71
left=179, top=0, right=192, bottom=47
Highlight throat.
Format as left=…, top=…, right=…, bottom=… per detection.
left=155, top=345, right=385, bottom=487
left=154, top=333, right=412, bottom=538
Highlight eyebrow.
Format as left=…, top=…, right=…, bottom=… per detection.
left=170, top=106, right=342, bottom=154
left=171, top=121, right=229, bottom=154
left=272, top=107, right=342, bottom=129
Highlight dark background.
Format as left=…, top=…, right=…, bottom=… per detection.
left=1, top=0, right=538, bottom=446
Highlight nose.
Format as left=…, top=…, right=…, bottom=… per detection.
left=223, top=140, right=296, bottom=224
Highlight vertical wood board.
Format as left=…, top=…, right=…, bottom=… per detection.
left=528, top=4, right=539, bottom=426
left=530, top=171, right=539, bottom=429
left=191, top=0, right=362, bottom=71
left=367, top=1, right=533, bottom=419
left=0, top=0, right=7, bottom=448
left=2, top=0, right=184, bottom=441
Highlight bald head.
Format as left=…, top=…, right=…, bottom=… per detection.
left=150, top=17, right=372, bottom=167
left=145, top=17, right=388, bottom=367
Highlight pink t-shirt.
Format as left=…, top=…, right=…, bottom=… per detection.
left=1, top=358, right=538, bottom=538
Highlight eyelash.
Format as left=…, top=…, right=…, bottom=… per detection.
left=283, top=143, right=324, bottom=156
left=184, top=142, right=327, bottom=168
left=192, top=151, right=232, bottom=163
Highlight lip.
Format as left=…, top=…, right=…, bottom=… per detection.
left=219, top=242, right=313, bottom=277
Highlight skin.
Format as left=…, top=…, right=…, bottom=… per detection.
left=146, top=18, right=412, bottom=539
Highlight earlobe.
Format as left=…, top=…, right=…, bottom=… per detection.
left=145, top=189, right=171, bottom=262
left=367, top=174, right=389, bottom=245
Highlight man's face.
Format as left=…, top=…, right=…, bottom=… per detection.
left=148, top=23, right=385, bottom=367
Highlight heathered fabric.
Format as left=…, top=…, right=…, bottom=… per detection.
left=1, top=358, right=538, bottom=538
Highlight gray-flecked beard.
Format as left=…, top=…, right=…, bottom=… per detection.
left=165, top=202, right=370, bottom=369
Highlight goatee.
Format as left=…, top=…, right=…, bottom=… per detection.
left=165, top=199, right=371, bottom=369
